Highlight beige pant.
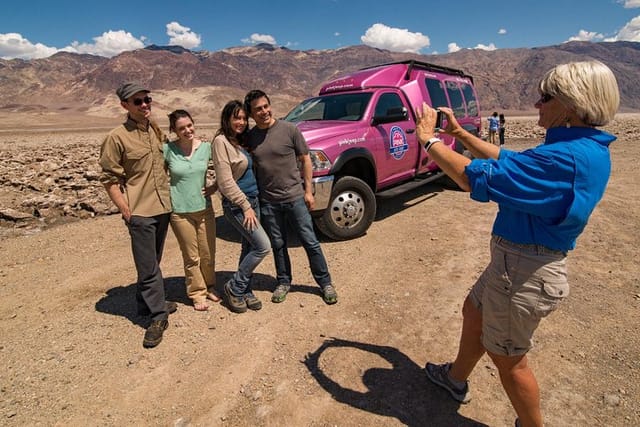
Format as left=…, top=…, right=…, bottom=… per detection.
left=170, top=207, right=216, bottom=304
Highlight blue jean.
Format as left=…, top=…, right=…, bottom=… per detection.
left=260, top=197, right=331, bottom=288
left=126, top=213, right=170, bottom=321
left=223, top=196, right=271, bottom=296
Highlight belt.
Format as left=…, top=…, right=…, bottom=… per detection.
left=494, top=236, right=566, bottom=256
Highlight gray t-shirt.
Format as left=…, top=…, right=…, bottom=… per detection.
left=246, top=119, right=309, bottom=203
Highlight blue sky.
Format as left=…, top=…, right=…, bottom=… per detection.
left=1, top=0, right=639, bottom=60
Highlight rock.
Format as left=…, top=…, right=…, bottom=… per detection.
left=603, top=393, right=621, bottom=407
left=0, top=208, right=33, bottom=221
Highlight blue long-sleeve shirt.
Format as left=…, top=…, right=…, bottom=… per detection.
left=465, top=127, right=616, bottom=251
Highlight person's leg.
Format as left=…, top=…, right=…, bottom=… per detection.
left=287, top=198, right=331, bottom=287
left=449, top=296, right=486, bottom=381
left=128, top=215, right=168, bottom=321
left=223, top=200, right=271, bottom=295
left=170, top=212, right=208, bottom=307
left=260, top=200, right=292, bottom=286
left=489, top=352, right=542, bottom=427
left=196, top=206, right=216, bottom=294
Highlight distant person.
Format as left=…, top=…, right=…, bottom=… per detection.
left=499, top=113, right=506, bottom=145
left=415, top=60, right=619, bottom=427
left=164, top=109, right=219, bottom=312
left=487, top=111, right=499, bottom=145
left=212, top=100, right=271, bottom=313
left=99, top=82, right=176, bottom=349
left=244, top=89, right=338, bottom=305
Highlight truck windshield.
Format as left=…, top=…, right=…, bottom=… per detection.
left=284, top=93, right=373, bottom=122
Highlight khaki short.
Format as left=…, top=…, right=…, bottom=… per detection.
left=469, top=236, right=569, bottom=356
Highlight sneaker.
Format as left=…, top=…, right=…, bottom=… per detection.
left=322, top=284, right=338, bottom=305
left=424, top=362, right=471, bottom=404
left=137, top=301, right=178, bottom=316
left=244, top=292, right=262, bottom=311
left=224, top=282, right=247, bottom=313
left=143, top=319, right=168, bottom=348
left=271, top=284, right=291, bottom=303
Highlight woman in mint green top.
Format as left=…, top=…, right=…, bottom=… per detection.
left=164, top=110, right=220, bottom=311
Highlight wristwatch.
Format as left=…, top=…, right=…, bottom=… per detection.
left=423, top=137, right=441, bottom=153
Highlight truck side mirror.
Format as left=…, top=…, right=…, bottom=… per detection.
left=371, top=107, right=408, bottom=125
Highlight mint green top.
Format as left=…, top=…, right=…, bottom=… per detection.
left=163, top=141, right=212, bottom=213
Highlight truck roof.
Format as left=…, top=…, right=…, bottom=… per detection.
left=320, top=60, right=474, bottom=95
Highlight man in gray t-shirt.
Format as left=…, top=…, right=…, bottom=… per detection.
left=245, top=89, right=337, bottom=305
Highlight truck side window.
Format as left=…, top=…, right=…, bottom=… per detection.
left=445, top=81, right=466, bottom=119
left=425, top=78, right=448, bottom=110
left=460, top=83, right=479, bottom=117
left=374, top=93, right=404, bottom=118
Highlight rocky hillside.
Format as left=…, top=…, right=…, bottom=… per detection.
left=0, top=41, right=639, bottom=116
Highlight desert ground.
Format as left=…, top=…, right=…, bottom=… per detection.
left=0, top=113, right=638, bottom=426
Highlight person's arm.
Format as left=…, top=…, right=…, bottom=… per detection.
left=300, top=153, right=315, bottom=210
left=104, top=182, right=131, bottom=221
left=99, top=134, right=132, bottom=221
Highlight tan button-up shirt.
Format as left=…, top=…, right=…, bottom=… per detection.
left=99, top=117, right=171, bottom=217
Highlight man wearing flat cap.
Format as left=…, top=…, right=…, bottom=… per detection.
left=99, top=82, right=175, bottom=348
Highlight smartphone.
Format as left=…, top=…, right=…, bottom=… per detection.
left=435, top=109, right=445, bottom=131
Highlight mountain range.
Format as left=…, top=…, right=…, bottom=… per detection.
left=1, top=41, right=638, bottom=121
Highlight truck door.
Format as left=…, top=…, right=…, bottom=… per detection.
left=368, top=91, right=419, bottom=188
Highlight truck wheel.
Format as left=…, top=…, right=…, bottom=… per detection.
left=314, top=176, right=376, bottom=240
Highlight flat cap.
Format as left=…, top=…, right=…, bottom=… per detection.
left=116, top=82, right=150, bottom=101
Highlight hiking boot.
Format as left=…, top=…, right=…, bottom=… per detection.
left=137, top=301, right=178, bottom=316
left=143, top=319, right=168, bottom=348
left=244, top=292, right=262, bottom=311
left=224, top=282, right=247, bottom=313
left=271, top=284, right=291, bottom=303
left=322, top=284, right=338, bottom=305
left=424, top=362, right=471, bottom=403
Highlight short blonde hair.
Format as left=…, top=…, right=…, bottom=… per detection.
left=538, top=60, right=619, bottom=126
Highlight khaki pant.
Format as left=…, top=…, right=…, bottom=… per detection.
left=170, top=207, right=216, bottom=304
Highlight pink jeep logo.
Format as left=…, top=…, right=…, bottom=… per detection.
left=389, top=126, right=408, bottom=160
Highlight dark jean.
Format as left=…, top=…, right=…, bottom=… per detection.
left=126, top=213, right=170, bottom=321
left=260, top=197, right=331, bottom=288
left=223, top=196, right=271, bottom=296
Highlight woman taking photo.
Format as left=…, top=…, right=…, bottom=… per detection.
left=164, top=109, right=219, bottom=311
left=212, top=100, right=271, bottom=313
left=415, top=60, right=619, bottom=427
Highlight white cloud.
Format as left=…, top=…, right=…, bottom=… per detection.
left=606, top=15, right=640, bottom=41
left=360, top=23, right=430, bottom=53
left=334, top=32, right=341, bottom=37
left=474, top=43, right=497, bottom=51
left=0, top=33, right=58, bottom=59
left=498, top=28, right=507, bottom=35
left=166, top=21, right=201, bottom=49
left=62, top=30, right=144, bottom=57
left=242, top=33, right=277, bottom=45
left=622, top=0, right=640, bottom=8
left=566, top=29, right=605, bottom=42
left=447, top=42, right=496, bottom=52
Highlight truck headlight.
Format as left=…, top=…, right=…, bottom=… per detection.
left=310, top=150, right=332, bottom=172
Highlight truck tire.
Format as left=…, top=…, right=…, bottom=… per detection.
left=314, top=176, right=376, bottom=240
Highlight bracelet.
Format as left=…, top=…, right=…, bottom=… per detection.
left=423, top=137, right=441, bottom=153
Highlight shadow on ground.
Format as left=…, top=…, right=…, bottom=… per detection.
left=304, top=337, right=486, bottom=427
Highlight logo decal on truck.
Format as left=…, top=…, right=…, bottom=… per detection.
left=389, top=126, right=408, bottom=160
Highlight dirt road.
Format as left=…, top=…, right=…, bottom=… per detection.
left=0, top=119, right=638, bottom=426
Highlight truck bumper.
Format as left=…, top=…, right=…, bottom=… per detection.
left=311, top=175, right=334, bottom=212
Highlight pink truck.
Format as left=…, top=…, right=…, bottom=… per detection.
left=284, top=60, right=482, bottom=240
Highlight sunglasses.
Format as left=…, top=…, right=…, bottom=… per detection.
left=538, top=93, right=553, bottom=104
left=131, top=96, right=152, bottom=106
